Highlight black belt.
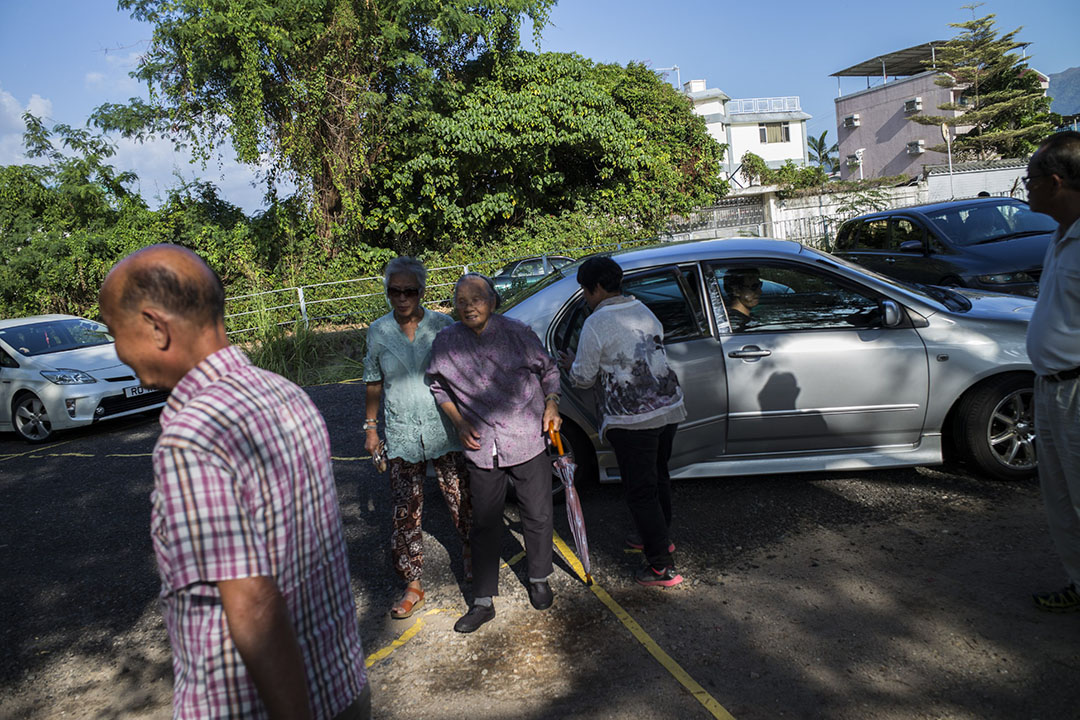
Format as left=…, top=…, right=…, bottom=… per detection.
left=1045, top=367, right=1080, bottom=382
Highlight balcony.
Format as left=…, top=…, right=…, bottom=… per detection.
left=728, top=96, right=802, bottom=114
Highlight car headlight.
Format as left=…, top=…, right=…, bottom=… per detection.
left=40, top=369, right=98, bottom=384
left=976, top=272, right=1035, bottom=285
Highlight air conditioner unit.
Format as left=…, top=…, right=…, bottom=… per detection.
left=904, top=97, right=923, bottom=113
left=906, top=139, right=926, bottom=155
left=843, top=114, right=861, bottom=128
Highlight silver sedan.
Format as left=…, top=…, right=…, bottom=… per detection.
left=503, top=238, right=1037, bottom=483
left=0, top=315, right=168, bottom=442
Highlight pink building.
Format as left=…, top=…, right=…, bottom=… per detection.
left=832, top=42, right=957, bottom=181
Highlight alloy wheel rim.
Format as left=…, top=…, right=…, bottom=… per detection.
left=14, top=397, right=51, bottom=441
left=986, top=389, right=1036, bottom=470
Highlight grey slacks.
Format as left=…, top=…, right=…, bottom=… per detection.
left=1034, top=375, right=1080, bottom=588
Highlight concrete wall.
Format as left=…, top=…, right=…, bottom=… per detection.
left=835, top=71, right=960, bottom=181
left=926, top=165, right=1027, bottom=202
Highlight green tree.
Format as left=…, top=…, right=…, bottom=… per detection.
left=807, top=130, right=838, bottom=173
left=361, top=53, right=727, bottom=253
left=912, top=5, right=1054, bottom=160
left=92, top=0, right=555, bottom=253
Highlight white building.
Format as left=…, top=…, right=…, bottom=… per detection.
left=683, top=78, right=811, bottom=187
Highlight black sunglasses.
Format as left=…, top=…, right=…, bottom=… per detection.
left=387, top=286, right=420, bottom=298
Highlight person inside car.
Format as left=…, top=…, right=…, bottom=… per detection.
left=722, top=268, right=762, bottom=331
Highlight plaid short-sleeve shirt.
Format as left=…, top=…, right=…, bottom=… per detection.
left=152, top=346, right=366, bottom=719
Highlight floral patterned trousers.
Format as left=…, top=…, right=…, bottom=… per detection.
left=389, top=452, right=472, bottom=582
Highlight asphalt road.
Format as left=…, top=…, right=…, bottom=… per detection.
left=2, top=381, right=1079, bottom=719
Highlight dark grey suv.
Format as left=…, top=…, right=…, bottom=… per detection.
left=834, top=197, right=1057, bottom=297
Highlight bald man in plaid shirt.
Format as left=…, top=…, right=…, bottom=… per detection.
left=100, top=245, right=369, bottom=719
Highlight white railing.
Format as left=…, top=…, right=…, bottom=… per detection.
left=223, top=241, right=648, bottom=336
left=728, top=96, right=802, bottom=114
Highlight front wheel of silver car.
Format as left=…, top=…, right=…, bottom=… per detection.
left=960, top=375, right=1037, bottom=482
left=13, top=393, right=53, bottom=443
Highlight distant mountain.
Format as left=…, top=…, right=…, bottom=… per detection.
left=1048, top=67, right=1080, bottom=116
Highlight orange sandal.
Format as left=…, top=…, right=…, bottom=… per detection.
left=390, top=588, right=425, bottom=619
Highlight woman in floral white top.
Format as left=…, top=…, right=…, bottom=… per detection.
left=559, top=256, right=686, bottom=587
left=363, top=257, right=471, bottom=619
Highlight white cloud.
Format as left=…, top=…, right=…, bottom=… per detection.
left=0, top=86, right=53, bottom=165
left=85, top=72, right=106, bottom=88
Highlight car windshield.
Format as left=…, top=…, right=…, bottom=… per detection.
left=813, top=250, right=973, bottom=312
left=924, top=201, right=1057, bottom=246
left=0, top=318, right=114, bottom=356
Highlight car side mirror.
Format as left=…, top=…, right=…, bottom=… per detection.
left=882, top=299, right=902, bottom=328
left=898, top=240, right=923, bottom=253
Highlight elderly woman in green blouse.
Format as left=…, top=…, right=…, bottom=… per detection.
left=363, top=256, right=472, bottom=619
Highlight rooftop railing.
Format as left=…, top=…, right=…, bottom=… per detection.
left=728, top=96, right=801, bottom=114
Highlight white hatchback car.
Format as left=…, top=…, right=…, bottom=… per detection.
left=0, top=315, right=168, bottom=442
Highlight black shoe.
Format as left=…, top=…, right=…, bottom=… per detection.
left=453, top=604, right=495, bottom=633
left=528, top=580, right=553, bottom=610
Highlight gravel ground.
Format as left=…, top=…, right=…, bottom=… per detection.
left=2, top=382, right=1079, bottom=719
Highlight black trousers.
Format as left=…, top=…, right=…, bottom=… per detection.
left=466, top=450, right=554, bottom=598
left=607, top=423, right=678, bottom=568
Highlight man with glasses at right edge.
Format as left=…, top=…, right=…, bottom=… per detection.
left=1024, top=130, right=1080, bottom=612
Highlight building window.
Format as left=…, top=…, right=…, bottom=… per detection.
left=759, top=122, right=790, bottom=143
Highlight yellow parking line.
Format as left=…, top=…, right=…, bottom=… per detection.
left=106, top=453, right=153, bottom=458
left=502, top=550, right=527, bottom=569
left=552, top=531, right=737, bottom=720
left=365, top=608, right=455, bottom=668
left=0, top=438, right=74, bottom=463
left=332, top=456, right=367, bottom=462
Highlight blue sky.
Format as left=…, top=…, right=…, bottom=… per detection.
left=1, top=0, right=1075, bottom=213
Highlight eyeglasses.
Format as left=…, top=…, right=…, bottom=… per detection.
left=748, top=281, right=763, bottom=291
left=387, top=286, right=420, bottom=298
left=1022, top=174, right=1046, bottom=188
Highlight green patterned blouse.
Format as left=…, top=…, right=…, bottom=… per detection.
left=362, top=309, right=461, bottom=463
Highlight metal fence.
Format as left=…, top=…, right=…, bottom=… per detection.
left=223, top=239, right=653, bottom=336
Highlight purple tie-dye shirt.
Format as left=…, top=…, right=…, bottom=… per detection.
left=151, top=346, right=366, bottom=719
left=428, top=314, right=560, bottom=469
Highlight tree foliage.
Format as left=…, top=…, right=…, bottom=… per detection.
left=361, top=53, right=728, bottom=253
left=807, top=130, right=838, bottom=173
left=912, top=5, right=1054, bottom=160
left=93, top=0, right=556, bottom=251
left=739, top=151, right=827, bottom=192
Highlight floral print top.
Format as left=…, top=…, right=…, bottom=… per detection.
left=568, top=295, right=686, bottom=437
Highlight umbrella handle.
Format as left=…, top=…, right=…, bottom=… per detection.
left=547, top=422, right=564, bottom=455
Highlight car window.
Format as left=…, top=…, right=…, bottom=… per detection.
left=707, top=263, right=885, bottom=334
left=893, top=218, right=923, bottom=246
left=0, top=348, right=17, bottom=368
left=834, top=221, right=859, bottom=251
left=925, top=201, right=1056, bottom=246
left=855, top=219, right=892, bottom=250
left=552, top=266, right=706, bottom=353
left=622, top=267, right=707, bottom=342
left=514, top=259, right=544, bottom=276
left=0, top=319, right=113, bottom=356
left=551, top=257, right=574, bottom=269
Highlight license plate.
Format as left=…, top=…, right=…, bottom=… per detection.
left=124, top=385, right=152, bottom=398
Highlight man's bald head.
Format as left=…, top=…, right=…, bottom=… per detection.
left=103, top=244, right=225, bottom=328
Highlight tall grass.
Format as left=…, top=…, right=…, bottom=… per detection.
left=242, top=319, right=368, bottom=386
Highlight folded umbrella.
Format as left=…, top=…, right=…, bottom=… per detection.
left=548, top=425, right=593, bottom=584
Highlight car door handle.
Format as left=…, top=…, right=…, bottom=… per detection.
left=728, top=346, right=771, bottom=359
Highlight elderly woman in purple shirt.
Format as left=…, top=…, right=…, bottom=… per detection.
left=427, top=273, right=562, bottom=634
